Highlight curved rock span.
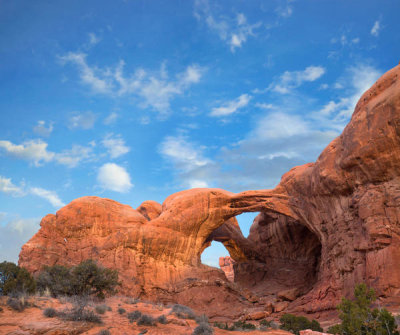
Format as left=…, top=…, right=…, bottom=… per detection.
left=20, top=63, right=400, bottom=319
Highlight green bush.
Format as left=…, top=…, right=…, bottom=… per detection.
left=97, top=330, right=111, bottom=335
left=43, top=307, right=57, bottom=317
left=233, top=320, right=256, bottom=330
left=0, top=262, right=36, bottom=295
left=170, top=304, right=196, bottom=319
left=279, top=314, right=322, bottom=335
left=36, top=264, right=71, bottom=297
left=327, top=283, right=399, bottom=335
left=7, top=297, right=29, bottom=312
left=95, top=304, right=108, bottom=314
left=137, top=314, right=155, bottom=326
left=157, top=314, right=168, bottom=324
left=70, top=260, right=119, bottom=299
left=117, top=307, right=126, bottom=314
left=127, top=310, right=142, bottom=322
left=36, top=260, right=119, bottom=299
left=192, top=322, right=214, bottom=335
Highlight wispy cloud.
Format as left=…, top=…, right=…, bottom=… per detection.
left=316, top=64, right=381, bottom=129
left=88, top=32, right=101, bottom=46
left=371, top=20, right=381, bottom=37
left=33, top=120, right=54, bottom=137
left=102, top=133, right=130, bottom=158
left=194, top=0, right=261, bottom=52
left=30, top=187, right=65, bottom=207
left=0, top=175, right=65, bottom=208
left=97, top=163, right=133, bottom=193
left=60, top=52, right=205, bottom=116
left=264, top=66, right=325, bottom=94
left=103, top=112, right=118, bottom=125
left=0, top=139, right=93, bottom=167
left=68, top=111, right=97, bottom=130
left=210, top=94, right=251, bottom=117
left=0, top=176, right=25, bottom=197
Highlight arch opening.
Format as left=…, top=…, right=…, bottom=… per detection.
left=235, top=211, right=322, bottom=298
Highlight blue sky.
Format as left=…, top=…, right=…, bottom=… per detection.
left=1, top=0, right=399, bottom=266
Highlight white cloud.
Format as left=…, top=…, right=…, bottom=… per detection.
left=0, top=176, right=25, bottom=196
left=194, top=1, right=261, bottom=52
left=0, top=216, right=40, bottom=263
left=210, top=94, right=251, bottom=117
left=160, top=136, right=211, bottom=172
left=0, top=139, right=55, bottom=166
left=88, top=32, right=101, bottom=46
left=317, top=64, right=381, bottom=128
left=97, top=163, right=133, bottom=193
left=29, top=187, right=65, bottom=208
left=269, top=66, right=326, bottom=94
left=68, top=111, right=97, bottom=129
left=0, top=139, right=93, bottom=168
left=33, top=120, right=54, bottom=137
left=60, top=53, right=204, bottom=116
left=276, top=0, right=295, bottom=18
left=0, top=175, right=65, bottom=208
left=103, top=112, right=118, bottom=125
left=188, top=179, right=209, bottom=188
left=102, top=133, right=130, bottom=158
left=55, top=145, right=93, bottom=168
left=371, top=20, right=381, bottom=37
left=252, top=112, right=309, bottom=140
left=255, top=103, right=275, bottom=110
left=59, top=52, right=112, bottom=94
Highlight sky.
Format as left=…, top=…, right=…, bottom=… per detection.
left=0, top=0, right=399, bottom=267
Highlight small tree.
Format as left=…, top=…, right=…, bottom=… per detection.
left=0, top=261, right=36, bottom=295
left=36, top=264, right=72, bottom=297
left=279, top=314, right=323, bottom=335
left=328, top=283, right=399, bottom=335
left=70, top=259, right=119, bottom=299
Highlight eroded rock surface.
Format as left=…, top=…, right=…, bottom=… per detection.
left=19, top=64, right=400, bottom=318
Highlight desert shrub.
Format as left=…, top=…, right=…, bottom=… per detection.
left=95, top=304, right=108, bottom=314
left=260, top=319, right=271, bottom=327
left=70, top=260, right=119, bottom=299
left=279, top=314, right=322, bottom=335
left=170, top=304, right=196, bottom=319
left=127, top=310, right=142, bottom=322
left=157, top=314, right=168, bottom=324
left=214, top=322, right=233, bottom=330
left=192, top=322, right=214, bottom=335
left=0, top=306, right=3, bottom=312
left=97, top=330, right=111, bottom=335
left=58, top=295, right=102, bottom=323
left=137, top=314, right=155, bottom=326
left=327, top=324, right=342, bottom=334
left=327, top=283, right=399, bottom=335
left=0, top=262, right=36, bottom=295
left=7, top=297, right=29, bottom=312
left=43, top=307, right=57, bottom=317
left=233, top=320, right=256, bottom=330
left=118, top=307, right=126, bottom=314
left=36, top=260, right=119, bottom=299
left=36, top=265, right=71, bottom=297
left=196, top=314, right=209, bottom=324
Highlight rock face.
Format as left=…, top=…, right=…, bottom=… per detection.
left=219, top=256, right=235, bottom=282
left=19, top=64, right=400, bottom=318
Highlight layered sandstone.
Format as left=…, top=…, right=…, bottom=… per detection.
left=19, top=63, right=400, bottom=318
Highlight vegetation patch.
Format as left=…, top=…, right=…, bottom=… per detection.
left=170, top=304, right=196, bottom=319
left=137, top=314, right=156, bottom=326
left=192, top=322, right=214, bottom=335
left=43, top=307, right=57, bottom=317
left=0, top=262, right=36, bottom=295
left=326, top=283, right=399, bottom=335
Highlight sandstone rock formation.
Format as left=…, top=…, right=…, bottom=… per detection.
left=219, top=256, right=235, bottom=282
left=19, top=63, right=400, bottom=318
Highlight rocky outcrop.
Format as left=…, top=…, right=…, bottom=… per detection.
left=19, top=63, right=400, bottom=318
left=219, top=256, right=235, bottom=282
